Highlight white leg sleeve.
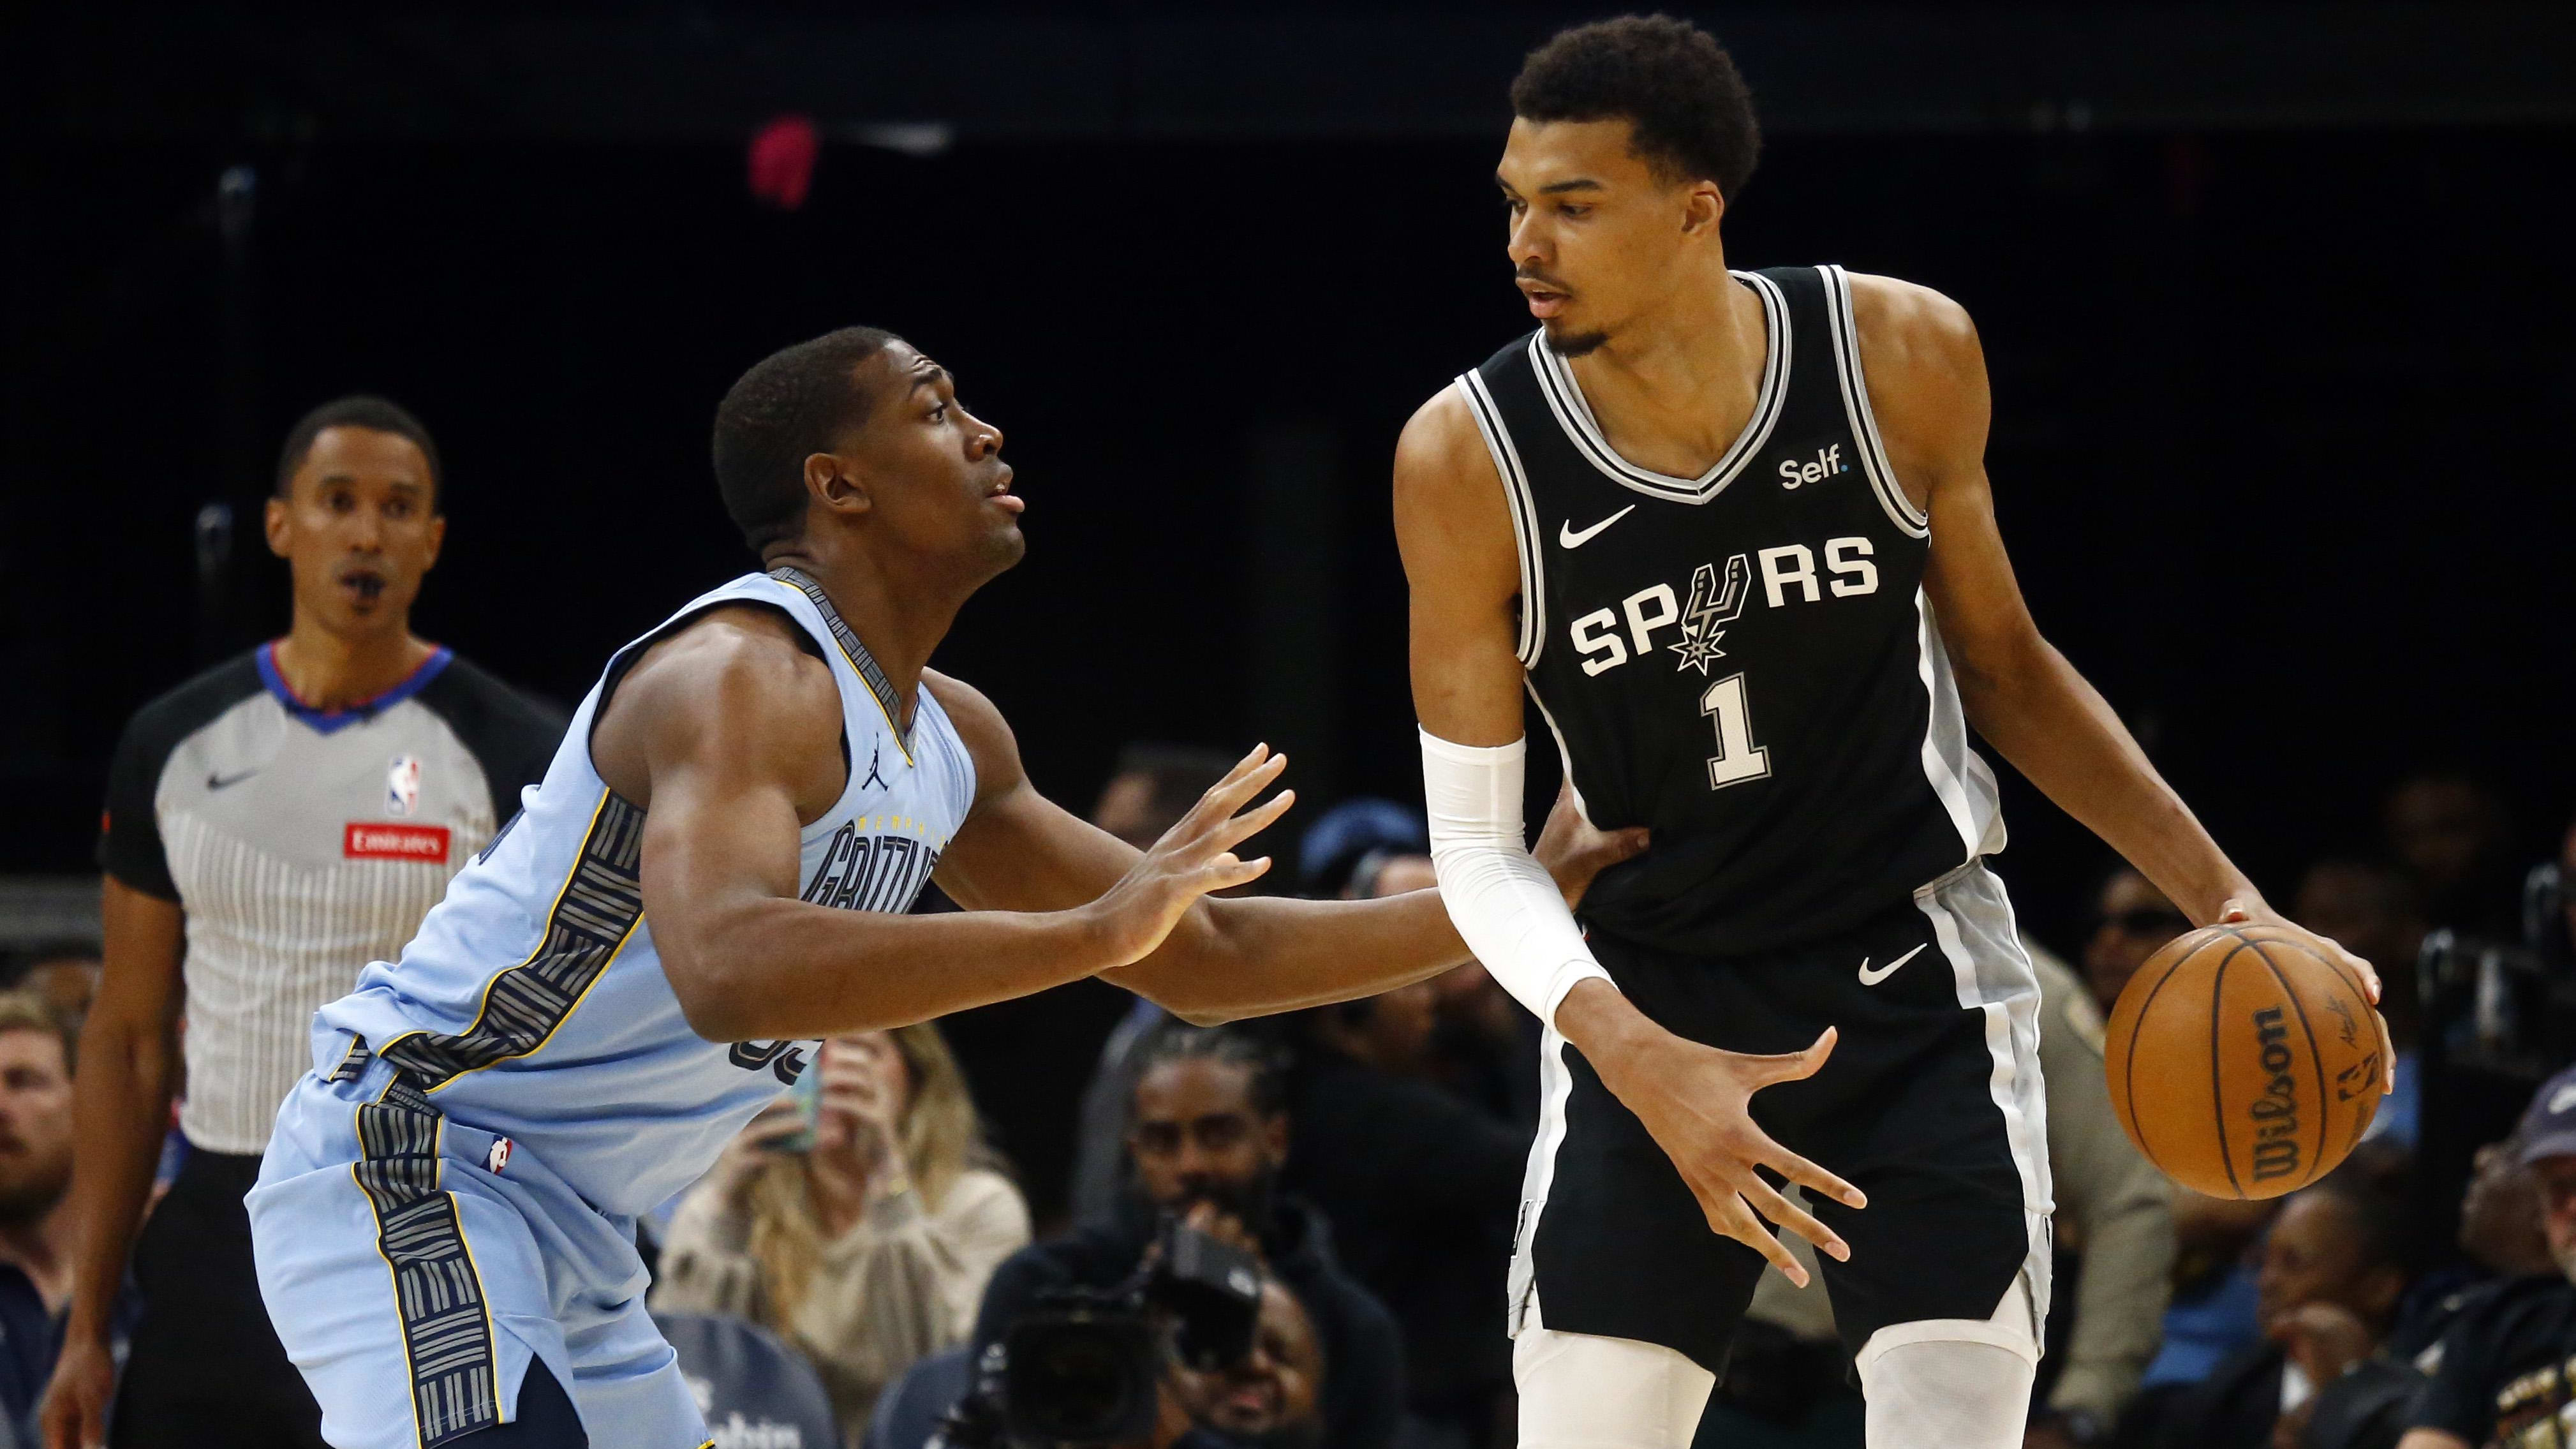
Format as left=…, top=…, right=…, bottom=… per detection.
left=1853, top=1279, right=2041, bottom=1449
left=1514, top=1324, right=1713, bottom=1449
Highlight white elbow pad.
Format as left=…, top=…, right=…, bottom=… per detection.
left=1419, top=728, right=1613, bottom=1023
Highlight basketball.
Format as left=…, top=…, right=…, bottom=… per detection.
left=2103, top=923, right=2383, bottom=1199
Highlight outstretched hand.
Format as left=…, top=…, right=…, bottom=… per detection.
left=2217, top=896, right=2397, bottom=1094
left=1087, top=745, right=1294, bottom=968
left=1564, top=984, right=1866, bottom=1286
left=1532, top=781, right=1650, bottom=910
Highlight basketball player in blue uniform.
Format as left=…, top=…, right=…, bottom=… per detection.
left=240, top=327, right=1636, bottom=1449
left=1395, top=19, right=2391, bottom=1449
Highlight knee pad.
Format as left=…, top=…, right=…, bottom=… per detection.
left=1514, top=1323, right=1714, bottom=1449
left=1853, top=1279, right=2039, bottom=1449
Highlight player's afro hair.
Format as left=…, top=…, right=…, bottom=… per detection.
left=1510, top=15, right=1761, bottom=202
left=276, top=395, right=443, bottom=505
left=711, top=325, right=899, bottom=554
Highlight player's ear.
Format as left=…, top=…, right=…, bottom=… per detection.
left=806, top=452, right=872, bottom=518
left=1682, top=179, right=1724, bottom=238
left=263, top=493, right=293, bottom=558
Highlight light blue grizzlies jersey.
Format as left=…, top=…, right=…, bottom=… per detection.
left=309, top=567, right=975, bottom=1217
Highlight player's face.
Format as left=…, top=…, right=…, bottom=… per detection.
left=1497, top=117, right=1725, bottom=358
left=266, top=426, right=445, bottom=639
left=1165, top=1280, right=1322, bottom=1441
left=844, top=343, right=1023, bottom=576
left=1127, top=1059, right=1287, bottom=1217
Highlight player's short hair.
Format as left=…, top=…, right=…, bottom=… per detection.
left=711, top=326, right=900, bottom=554
left=275, top=395, right=443, bottom=505
left=1134, top=1025, right=1291, bottom=1120
left=1510, top=15, right=1761, bottom=201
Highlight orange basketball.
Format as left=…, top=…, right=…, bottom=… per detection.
left=2103, top=923, right=2382, bottom=1199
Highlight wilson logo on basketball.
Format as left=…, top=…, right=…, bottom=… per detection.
left=344, top=822, right=452, bottom=861
left=2249, top=1006, right=2303, bottom=1184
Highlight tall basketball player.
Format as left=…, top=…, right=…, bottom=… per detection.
left=1395, top=19, right=2390, bottom=1449
left=225, top=327, right=1635, bottom=1449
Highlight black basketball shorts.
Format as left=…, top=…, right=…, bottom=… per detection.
left=1507, top=861, right=2052, bottom=1375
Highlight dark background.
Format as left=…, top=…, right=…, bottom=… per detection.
left=8, top=3, right=2573, bottom=1219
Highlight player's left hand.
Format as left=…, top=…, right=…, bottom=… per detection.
left=2217, top=897, right=2397, bottom=1094
left=1533, top=781, right=1649, bottom=910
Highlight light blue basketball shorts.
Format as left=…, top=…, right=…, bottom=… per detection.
left=249, top=1050, right=713, bottom=1449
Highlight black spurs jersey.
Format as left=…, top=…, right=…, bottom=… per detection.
left=1459, top=264, right=2005, bottom=956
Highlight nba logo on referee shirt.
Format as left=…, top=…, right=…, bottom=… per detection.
left=386, top=755, right=422, bottom=816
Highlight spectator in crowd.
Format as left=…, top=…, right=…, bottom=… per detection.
left=0, top=944, right=100, bottom=1037
left=1283, top=860, right=1529, bottom=1449
left=2082, top=866, right=2193, bottom=1014
left=655, top=1023, right=1030, bottom=1442
left=2021, top=939, right=2179, bottom=1449
left=2387, top=1138, right=2556, bottom=1364
left=2133, top=1173, right=2408, bottom=1449
left=1160, top=1275, right=1329, bottom=1449
left=1066, top=744, right=1247, bottom=1228
left=44, top=396, right=565, bottom=1449
left=2526, top=812, right=2575, bottom=970
left=2382, top=772, right=2518, bottom=937
left=1345, top=848, right=1536, bottom=1127
left=975, top=1027, right=1406, bottom=1449
left=0, top=993, right=97, bottom=1443
left=2399, top=1066, right=2576, bottom=1449
left=2296, top=858, right=2430, bottom=1149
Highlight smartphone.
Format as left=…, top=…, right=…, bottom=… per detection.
left=774, top=1061, right=825, bottom=1154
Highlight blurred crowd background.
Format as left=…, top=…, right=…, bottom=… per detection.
left=4, top=4, right=2574, bottom=1448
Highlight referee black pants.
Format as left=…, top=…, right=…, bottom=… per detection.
left=112, top=1148, right=328, bottom=1449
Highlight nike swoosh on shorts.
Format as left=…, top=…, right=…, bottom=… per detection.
left=1856, top=942, right=1929, bottom=985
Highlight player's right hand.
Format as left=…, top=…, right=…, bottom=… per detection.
left=1578, top=1004, right=1866, bottom=1286
left=1086, top=745, right=1293, bottom=967
left=40, top=1328, right=115, bottom=1449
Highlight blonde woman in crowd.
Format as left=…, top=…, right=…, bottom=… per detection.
left=653, top=1023, right=1028, bottom=1441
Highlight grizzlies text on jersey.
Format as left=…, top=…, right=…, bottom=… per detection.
left=1461, top=264, right=2006, bottom=957
left=249, top=567, right=975, bottom=1449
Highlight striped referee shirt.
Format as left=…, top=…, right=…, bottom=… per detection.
left=98, top=643, right=562, bottom=1154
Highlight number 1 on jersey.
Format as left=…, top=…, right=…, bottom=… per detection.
left=1699, top=673, right=1772, bottom=789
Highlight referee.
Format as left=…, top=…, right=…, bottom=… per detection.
left=41, top=398, right=564, bottom=1449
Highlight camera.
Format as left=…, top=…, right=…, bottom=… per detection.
left=932, top=1219, right=1265, bottom=1448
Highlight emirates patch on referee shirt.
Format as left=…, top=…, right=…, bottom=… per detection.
left=344, top=822, right=452, bottom=861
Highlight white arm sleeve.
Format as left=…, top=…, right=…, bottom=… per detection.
left=1419, top=727, right=1615, bottom=1024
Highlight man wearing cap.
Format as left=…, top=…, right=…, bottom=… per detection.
left=2399, top=1067, right=2576, bottom=1449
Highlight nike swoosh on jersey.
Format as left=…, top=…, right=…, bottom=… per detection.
left=1557, top=505, right=1638, bottom=549
left=1856, top=942, right=1929, bottom=986
left=207, top=769, right=259, bottom=791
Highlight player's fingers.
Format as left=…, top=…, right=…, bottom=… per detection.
left=1209, top=787, right=1296, bottom=853
left=1701, top=1187, right=1808, bottom=1287
left=1755, top=1133, right=1867, bottom=1211
left=1740, top=1026, right=1838, bottom=1086
left=2373, top=1007, right=2396, bottom=1094
left=1202, top=853, right=1273, bottom=892
left=1733, top=1171, right=1849, bottom=1261
left=2217, top=896, right=2253, bottom=923
left=1190, top=748, right=1287, bottom=831
left=2339, top=946, right=2383, bottom=1006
